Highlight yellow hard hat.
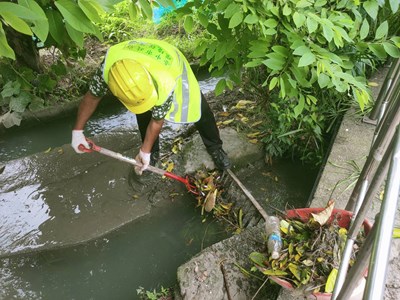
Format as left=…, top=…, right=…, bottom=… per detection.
left=108, top=59, right=158, bottom=114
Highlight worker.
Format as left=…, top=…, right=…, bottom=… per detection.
left=71, top=38, right=231, bottom=176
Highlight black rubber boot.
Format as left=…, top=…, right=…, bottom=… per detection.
left=207, top=148, right=231, bottom=170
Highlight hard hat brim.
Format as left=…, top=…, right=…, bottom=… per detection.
left=122, top=88, right=158, bottom=114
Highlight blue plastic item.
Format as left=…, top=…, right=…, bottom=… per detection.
left=153, top=0, right=187, bottom=23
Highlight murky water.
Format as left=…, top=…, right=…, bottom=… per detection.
left=0, top=76, right=319, bottom=299
left=0, top=197, right=229, bottom=300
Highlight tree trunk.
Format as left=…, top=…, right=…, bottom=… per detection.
left=5, top=27, right=43, bottom=73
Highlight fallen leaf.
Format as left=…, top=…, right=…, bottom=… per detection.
left=311, top=199, right=335, bottom=226
left=172, top=144, right=180, bottom=154
left=257, top=266, right=288, bottom=276
left=44, top=147, right=52, bottom=153
left=393, top=228, right=400, bottom=239
left=302, top=259, right=313, bottom=267
left=235, top=100, right=256, bottom=109
left=251, top=121, right=263, bottom=127
left=166, top=161, right=174, bottom=172
left=222, top=119, right=235, bottom=125
left=204, top=189, right=217, bottom=212
left=325, top=268, right=338, bottom=293
left=248, top=139, right=258, bottom=144
left=218, top=112, right=231, bottom=117
left=288, top=263, right=301, bottom=281
left=247, top=131, right=262, bottom=138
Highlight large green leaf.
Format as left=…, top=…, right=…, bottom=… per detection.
left=65, top=22, right=84, bottom=47
left=293, top=45, right=311, bottom=56
left=157, top=0, right=175, bottom=8
left=382, top=42, right=400, bottom=58
left=92, top=23, right=103, bottom=42
left=229, top=11, right=243, bottom=28
left=198, top=12, right=208, bottom=27
left=78, top=0, right=103, bottom=23
left=0, top=25, right=15, bottom=59
left=293, top=94, right=305, bottom=118
left=391, top=36, right=400, bottom=47
left=1, top=81, right=20, bottom=98
left=9, top=92, right=32, bottom=113
left=0, top=2, right=43, bottom=20
left=368, top=43, right=387, bottom=58
left=360, top=19, right=369, bottom=40
left=363, top=0, right=378, bottom=20
left=95, top=0, right=121, bottom=12
left=18, top=0, right=49, bottom=42
left=374, top=21, right=388, bottom=40
left=138, top=0, right=153, bottom=19
left=244, top=14, right=258, bottom=24
left=55, top=0, right=95, bottom=34
left=389, top=0, right=399, bottom=13
left=184, top=15, right=194, bottom=33
left=46, top=10, right=66, bottom=45
left=318, top=73, right=330, bottom=88
left=128, top=2, right=138, bottom=19
left=215, top=41, right=230, bottom=61
left=306, top=16, right=318, bottom=33
left=263, top=57, right=285, bottom=71
left=215, top=79, right=226, bottom=96
left=322, top=24, right=334, bottom=42
left=224, top=3, right=240, bottom=19
left=298, top=52, right=316, bottom=67
left=293, top=12, right=306, bottom=28
left=1, top=12, right=32, bottom=35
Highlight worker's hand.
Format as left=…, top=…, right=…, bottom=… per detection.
left=134, top=149, right=151, bottom=175
left=71, top=130, right=90, bottom=153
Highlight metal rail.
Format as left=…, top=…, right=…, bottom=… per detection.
left=332, top=60, right=400, bottom=299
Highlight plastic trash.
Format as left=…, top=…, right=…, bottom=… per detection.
left=265, top=216, right=283, bottom=259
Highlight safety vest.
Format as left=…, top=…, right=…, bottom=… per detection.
left=103, top=39, right=201, bottom=123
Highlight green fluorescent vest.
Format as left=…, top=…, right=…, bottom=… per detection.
left=103, top=39, right=201, bottom=123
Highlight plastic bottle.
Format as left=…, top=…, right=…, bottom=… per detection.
left=265, top=216, right=283, bottom=259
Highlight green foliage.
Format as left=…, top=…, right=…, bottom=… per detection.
left=177, top=0, right=400, bottom=163
left=136, top=285, right=172, bottom=300
left=0, top=0, right=180, bottom=60
left=0, top=56, right=88, bottom=128
left=97, top=1, right=206, bottom=60
left=0, top=0, right=184, bottom=127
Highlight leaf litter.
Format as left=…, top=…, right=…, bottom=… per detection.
left=249, top=201, right=367, bottom=295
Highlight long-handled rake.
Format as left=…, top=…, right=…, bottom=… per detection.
left=79, top=140, right=198, bottom=194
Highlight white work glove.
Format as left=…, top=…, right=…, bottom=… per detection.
left=134, top=149, right=151, bottom=175
left=71, top=130, right=90, bottom=153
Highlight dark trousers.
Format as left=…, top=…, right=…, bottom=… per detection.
left=135, top=93, right=223, bottom=154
